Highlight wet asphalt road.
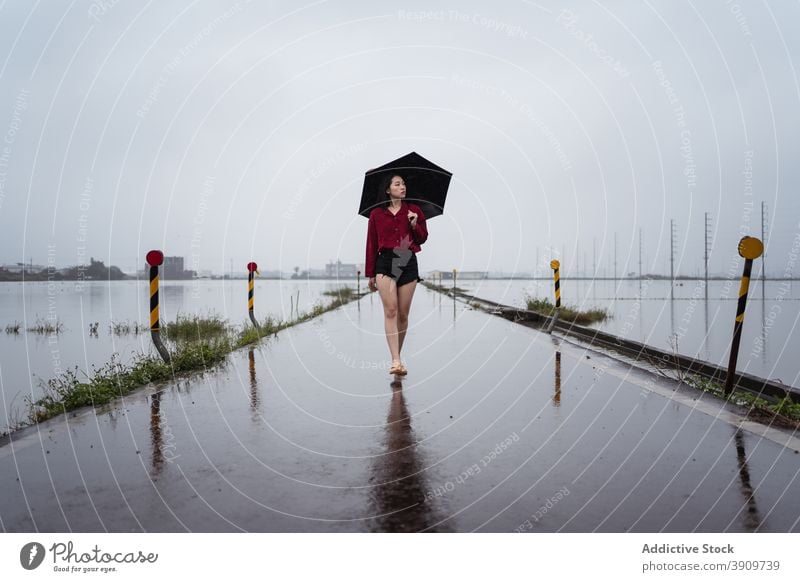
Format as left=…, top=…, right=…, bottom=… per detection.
left=1, top=287, right=799, bottom=532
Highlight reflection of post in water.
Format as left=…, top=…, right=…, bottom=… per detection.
left=733, top=430, right=761, bottom=531
left=759, top=293, right=767, bottom=365
left=553, top=351, right=561, bottom=407
left=669, top=292, right=676, bottom=339
left=453, top=268, right=457, bottom=321
left=149, top=391, right=164, bottom=475
left=702, top=291, right=711, bottom=361
left=369, top=378, right=442, bottom=532
left=248, top=348, right=259, bottom=410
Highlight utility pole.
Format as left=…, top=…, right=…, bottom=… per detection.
left=593, top=237, right=597, bottom=278
left=638, top=228, right=643, bottom=280
left=583, top=250, right=587, bottom=280
left=614, top=232, right=618, bottom=280
left=761, top=201, right=767, bottom=283
left=704, top=212, right=711, bottom=287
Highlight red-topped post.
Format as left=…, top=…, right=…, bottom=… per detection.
left=146, top=250, right=170, bottom=363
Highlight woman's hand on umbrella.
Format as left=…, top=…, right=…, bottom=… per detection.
left=407, top=210, right=418, bottom=227
left=369, top=277, right=377, bottom=292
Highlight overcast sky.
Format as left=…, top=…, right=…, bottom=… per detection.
left=0, top=0, right=798, bottom=277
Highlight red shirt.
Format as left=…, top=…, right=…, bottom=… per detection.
left=365, top=201, right=428, bottom=277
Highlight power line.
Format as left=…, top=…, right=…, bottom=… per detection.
left=761, top=201, right=767, bottom=281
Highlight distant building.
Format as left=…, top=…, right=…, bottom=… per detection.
left=259, top=270, right=284, bottom=279
left=432, top=270, right=488, bottom=280
left=164, top=256, right=184, bottom=278
left=325, top=260, right=359, bottom=278
left=143, top=256, right=196, bottom=279
left=0, top=262, right=46, bottom=274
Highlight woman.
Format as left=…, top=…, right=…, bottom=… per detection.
left=365, top=174, right=428, bottom=375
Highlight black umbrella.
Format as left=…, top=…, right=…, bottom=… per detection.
left=358, top=152, right=452, bottom=220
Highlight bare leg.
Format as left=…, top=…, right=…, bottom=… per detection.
left=376, top=274, right=400, bottom=363
left=396, top=279, right=417, bottom=355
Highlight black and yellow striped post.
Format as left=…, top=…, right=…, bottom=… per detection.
left=553, top=351, right=562, bottom=406
left=724, top=237, right=764, bottom=395
left=546, top=259, right=561, bottom=333
left=247, top=262, right=260, bottom=331
left=551, top=259, right=561, bottom=308
left=146, top=250, right=170, bottom=363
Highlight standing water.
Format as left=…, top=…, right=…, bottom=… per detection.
left=0, top=279, right=358, bottom=433
left=453, top=278, right=800, bottom=387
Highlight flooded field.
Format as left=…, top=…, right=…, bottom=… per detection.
left=2, top=285, right=798, bottom=532
left=449, top=279, right=800, bottom=386
left=3, top=278, right=798, bottom=435
left=0, top=280, right=356, bottom=431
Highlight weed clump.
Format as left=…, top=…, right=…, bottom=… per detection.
left=524, top=296, right=609, bottom=325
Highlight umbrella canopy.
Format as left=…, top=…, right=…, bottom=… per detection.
left=358, top=152, right=452, bottom=219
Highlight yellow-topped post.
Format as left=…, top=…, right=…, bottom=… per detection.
left=550, top=260, right=561, bottom=308
left=547, top=260, right=561, bottom=333
left=724, top=236, right=763, bottom=395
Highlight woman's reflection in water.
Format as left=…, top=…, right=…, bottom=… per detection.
left=369, top=376, right=446, bottom=532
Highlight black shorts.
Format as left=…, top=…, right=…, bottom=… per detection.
left=375, top=248, right=424, bottom=287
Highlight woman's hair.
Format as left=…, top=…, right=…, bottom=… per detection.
left=376, top=173, right=404, bottom=208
